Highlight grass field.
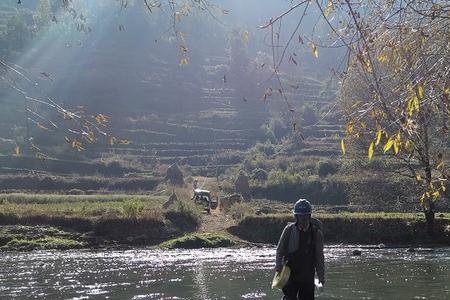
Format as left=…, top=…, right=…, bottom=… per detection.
left=0, top=193, right=167, bottom=219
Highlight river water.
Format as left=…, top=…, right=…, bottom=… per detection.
left=0, top=246, right=449, bottom=299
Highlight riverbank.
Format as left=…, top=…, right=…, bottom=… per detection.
left=1, top=211, right=449, bottom=251
left=229, top=213, right=450, bottom=246
left=1, top=192, right=449, bottom=250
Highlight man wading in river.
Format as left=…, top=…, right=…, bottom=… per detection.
left=275, top=199, right=325, bottom=300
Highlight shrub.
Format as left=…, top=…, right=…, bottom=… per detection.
left=122, top=200, right=144, bottom=219
left=316, top=160, right=339, bottom=177
left=255, top=142, right=276, bottom=156
left=251, top=168, right=268, bottom=181
left=164, top=200, right=202, bottom=231
left=229, top=202, right=255, bottom=221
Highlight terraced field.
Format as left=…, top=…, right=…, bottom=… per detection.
left=0, top=68, right=342, bottom=177
left=0, top=4, right=343, bottom=180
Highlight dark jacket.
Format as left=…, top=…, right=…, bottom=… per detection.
left=276, top=222, right=325, bottom=283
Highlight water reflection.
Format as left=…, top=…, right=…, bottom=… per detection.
left=0, top=246, right=449, bottom=299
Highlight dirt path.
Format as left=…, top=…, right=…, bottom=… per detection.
left=198, top=208, right=234, bottom=234
left=198, top=208, right=252, bottom=244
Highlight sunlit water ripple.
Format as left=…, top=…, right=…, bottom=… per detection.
left=0, top=246, right=449, bottom=299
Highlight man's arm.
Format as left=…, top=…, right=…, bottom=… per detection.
left=314, top=229, right=325, bottom=284
left=275, top=224, right=291, bottom=272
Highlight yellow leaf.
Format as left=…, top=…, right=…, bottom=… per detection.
left=436, top=161, right=444, bottom=169
left=419, top=192, right=427, bottom=203
left=309, top=42, right=318, bottom=58
left=383, top=138, right=394, bottom=153
left=243, top=31, right=250, bottom=44
left=340, top=139, right=346, bottom=155
left=323, top=1, right=333, bottom=17
left=365, top=59, right=372, bottom=73
left=14, top=145, right=21, bottom=156
left=345, top=122, right=354, bottom=135
left=393, top=141, right=399, bottom=154
left=406, top=95, right=420, bottom=116
left=404, top=140, right=414, bottom=152
left=393, top=132, right=401, bottom=155
left=415, top=175, right=422, bottom=182
left=84, top=131, right=97, bottom=144
left=417, top=82, right=424, bottom=99
left=63, top=111, right=73, bottom=120
left=94, top=114, right=109, bottom=125
left=431, top=191, right=440, bottom=199
left=71, top=139, right=84, bottom=151
left=110, top=137, right=117, bottom=145
left=444, top=86, right=450, bottom=101
left=180, top=58, right=189, bottom=65
left=368, top=141, right=374, bottom=160
left=375, top=129, right=382, bottom=146
left=377, top=54, right=388, bottom=63
left=117, top=139, right=131, bottom=145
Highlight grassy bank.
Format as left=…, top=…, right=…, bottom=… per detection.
left=229, top=213, right=450, bottom=245
left=2, top=192, right=450, bottom=250
left=0, top=175, right=161, bottom=192
left=0, top=225, right=84, bottom=251
left=0, top=193, right=203, bottom=250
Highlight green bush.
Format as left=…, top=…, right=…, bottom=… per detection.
left=316, top=160, right=339, bottom=177
left=251, top=168, right=268, bottom=181
left=164, top=200, right=202, bottom=230
left=122, top=200, right=144, bottom=219
left=252, top=174, right=349, bottom=205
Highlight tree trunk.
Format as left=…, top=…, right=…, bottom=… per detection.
left=424, top=200, right=435, bottom=237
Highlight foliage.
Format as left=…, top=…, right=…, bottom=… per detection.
left=165, top=199, right=202, bottom=229
left=316, top=160, right=339, bottom=177
left=232, top=213, right=450, bottom=245
left=250, top=168, right=268, bottom=181
left=255, top=171, right=348, bottom=204
left=261, top=118, right=289, bottom=143
left=329, top=2, right=450, bottom=225
left=3, top=236, right=82, bottom=251
left=300, top=105, right=318, bottom=126
left=0, top=193, right=166, bottom=218
left=122, top=199, right=144, bottom=219
left=229, top=202, right=254, bottom=221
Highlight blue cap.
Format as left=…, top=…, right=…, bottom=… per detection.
left=293, top=199, right=312, bottom=215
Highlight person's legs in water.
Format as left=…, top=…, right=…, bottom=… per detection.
left=298, top=282, right=315, bottom=300
left=282, top=280, right=300, bottom=300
